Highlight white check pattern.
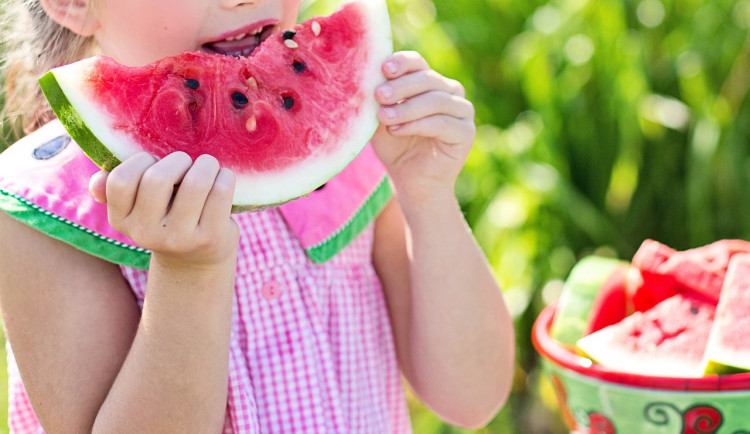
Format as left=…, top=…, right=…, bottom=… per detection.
left=7, top=209, right=411, bottom=433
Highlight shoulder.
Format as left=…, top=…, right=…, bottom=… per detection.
left=278, top=144, right=393, bottom=264
left=0, top=120, right=70, bottom=164
left=0, top=208, right=127, bottom=312
left=0, top=208, right=139, bottom=433
left=0, top=120, right=93, bottom=195
left=0, top=121, right=150, bottom=270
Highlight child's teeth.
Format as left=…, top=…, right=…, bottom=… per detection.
left=227, top=32, right=247, bottom=42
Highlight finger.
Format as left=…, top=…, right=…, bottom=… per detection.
left=376, top=70, right=465, bottom=105
left=130, top=151, right=193, bottom=223
left=382, top=51, right=430, bottom=79
left=198, top=167, right=236, bottom=230
left=387, top=115, right=476, bottom=145
left=378, top=91, right=475, bottom=126
left=167, top=154, right=221, bottom=229
left=89, top=171, right=109, bottom=204
left=106, top=152, right=158, bottom=222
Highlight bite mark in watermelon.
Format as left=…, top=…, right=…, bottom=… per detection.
left=39, top=0, right=393, bottom=211
left=703, top=253, right=750, bottom=374
left=576, top=293, right=715, bottom=378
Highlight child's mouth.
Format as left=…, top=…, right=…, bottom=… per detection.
left=202, top=24, right=277, bottom=57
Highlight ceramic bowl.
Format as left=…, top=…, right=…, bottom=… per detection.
left=532, top=304, right=750, bottom=433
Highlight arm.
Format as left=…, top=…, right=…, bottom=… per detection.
left=371, top=52, right=515, bottom=428
left=0, top=212, right=140, bottom=432
left=0, top=152, right=238, bottom=433
left=91, top=153, right=238, bottom=433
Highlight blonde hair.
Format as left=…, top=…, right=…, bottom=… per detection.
left=1, top=0, right=95, bottom=143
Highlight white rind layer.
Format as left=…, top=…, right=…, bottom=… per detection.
left=577, top=328, right=705, bottom=378
left=50, top=0, right=392, bottom=207
left=235, top=0, right=393, bottom=205
left=52, top=57, right=144, bottom=163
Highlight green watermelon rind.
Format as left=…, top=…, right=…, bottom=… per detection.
left=703, top=359, right=748, bottom=375
left=703, top=337, right=750, bottom=374
left=576, top=294, right=716, bottom=378
left=575, top=315, right=708, bottom=378
left=0, top=188, right=150, bottom=269
left=550, top=256, right=626, bottom=346
left=38, top=71, right=122, bottom=172
left=38, top=0, right=394, bottom=209
left=0, top=176, right=392, bottom=269
left=701, top=254, right=750, bottom=375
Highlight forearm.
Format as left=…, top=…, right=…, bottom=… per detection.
left=399, top=191, right=514, bottom=424
left=93, top=257, right=236, bottom=433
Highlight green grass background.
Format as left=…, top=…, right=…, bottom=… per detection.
left=3, top=0, right=750, bottom=431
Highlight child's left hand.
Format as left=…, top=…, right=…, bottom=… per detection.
left=371, top=51, right=475, bottom=204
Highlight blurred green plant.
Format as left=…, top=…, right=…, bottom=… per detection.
left=362, top=0, right=750, bottom=432
left=3, top=0, right=750, bottom=432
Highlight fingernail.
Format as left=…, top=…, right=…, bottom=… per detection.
left=382, top=107, right=397, bottom=119
left=384, top=61, right=397, bottom=75
left=90, top=170, right=106, bottom=185
left=379, top=85, right=392, bottom=99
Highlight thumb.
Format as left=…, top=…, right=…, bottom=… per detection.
left=89, top=170, right=109, bottom=203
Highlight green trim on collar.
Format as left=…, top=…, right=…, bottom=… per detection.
left=306, top=176, right=392, bottom=263
left=0, top=189, right=151, bottom=270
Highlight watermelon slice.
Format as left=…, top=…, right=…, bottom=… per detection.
left=627, top=239, right=679, bottom=312
left=703, top=253, right=750, bottom=374
left=583, top=264, right=628, bottom=335
left=549, top=256, right=628, bottom=347
left=39, top=0, right=392, bottom=211
left=627, top=239, right=750, bottom=310
left=576, top=293, right=716, bottom=378
left=660, top=239, right=750, bottom=302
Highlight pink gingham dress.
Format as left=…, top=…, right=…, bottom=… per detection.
left=0, top=121, right=411, bottom=433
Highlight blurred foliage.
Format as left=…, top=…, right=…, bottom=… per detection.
left=2, top=0, right=750, bottom=432
left=357, top=0, right=750, bottom=432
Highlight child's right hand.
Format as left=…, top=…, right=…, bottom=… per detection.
left=89, top=152, right=239, bottom=269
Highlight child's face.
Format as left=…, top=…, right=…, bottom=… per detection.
left=93, top=0, right=301, bottom=66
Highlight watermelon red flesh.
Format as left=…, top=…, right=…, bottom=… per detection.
left=626, top=267, right=679, bottom=313
left=703, top=253, right=750, bottom=374
left=40, top=0, right=392, bottom=209
left=576, top=293, right=716, bottom=378
left=659, top=239, right=750, bottom=302
left=631, top=239, right=676, bottom=270
left=87, top=10, right=365, bottom=172
left=627, top=239, right=680, bottom=312
left=549, top=256, right=627, bottom=347
left=584, top=264, right=628, bottom=335
left=627, top=239, right=750, bottom=310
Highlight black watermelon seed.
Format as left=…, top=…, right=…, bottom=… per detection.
left=283, top=96, right=295, bottom=110
left=282, top=30, right=296, bottom=40
left=293, top=61, right=307, bottom=73
left=232, top=91, right=249, bottom=108
left=315, top=183, right=327, bottom=191
left=185, top=79, right=200, bottom=89
left=690, top=305, right=699, bottom=315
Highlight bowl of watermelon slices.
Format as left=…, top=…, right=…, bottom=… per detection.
left=532, top=240, right=750, bottom=433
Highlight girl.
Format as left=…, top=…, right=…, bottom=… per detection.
left=0, top=0, right=514, bottom=432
